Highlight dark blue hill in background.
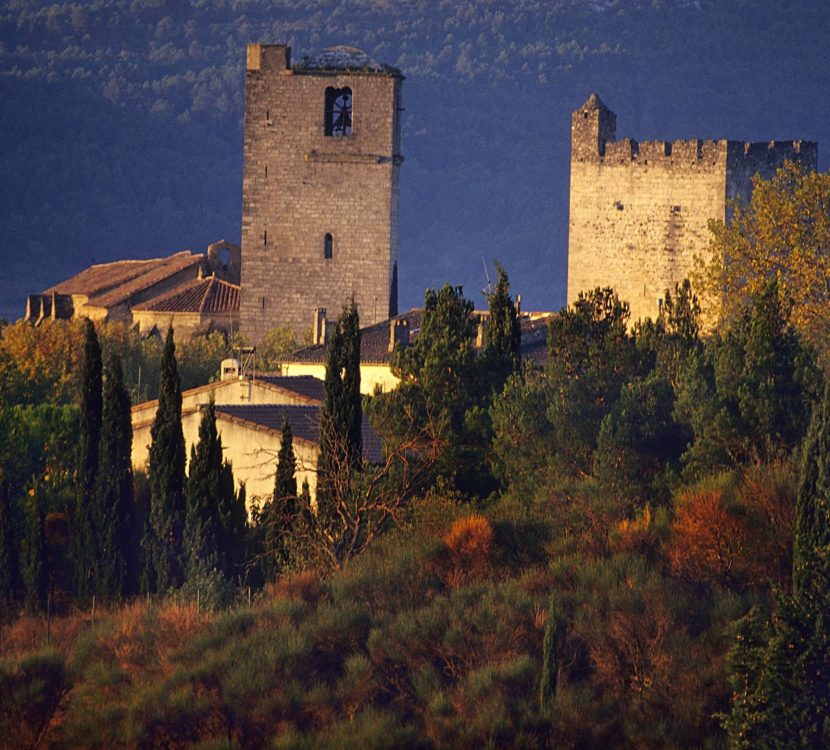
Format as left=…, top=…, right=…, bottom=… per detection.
left=1, top=0, right=829, bottom=321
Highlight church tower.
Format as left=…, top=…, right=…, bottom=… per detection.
left=239, top=44, right=404, bottom=342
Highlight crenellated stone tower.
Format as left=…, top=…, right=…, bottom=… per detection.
left=567, top=94, right=817, bottom=324
left=239, top=44, right=404, bottom=342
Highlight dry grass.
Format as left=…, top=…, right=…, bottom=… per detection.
left=107, top=600, right=156, bottom=675
left=0, top=611, right=87, bottom=659
left=266, top=568, right=322, bottom=604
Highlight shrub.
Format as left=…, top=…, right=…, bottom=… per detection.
left=668, top=462, right=796, bottom=591
left=0, top=648, right=68, bottom=749
left=441, top=514, right=494, bottom=586
left=267, top=569, right=322, bottom=605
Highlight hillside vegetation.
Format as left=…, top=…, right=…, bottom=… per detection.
left=3, top=169, right=830, bottom=747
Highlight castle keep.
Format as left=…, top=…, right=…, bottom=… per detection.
left=239, top=44, right=403, bottom=342
left=567, top=94, right=817, bottom=324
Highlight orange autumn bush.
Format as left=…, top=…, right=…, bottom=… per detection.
left=667, top=463, right=796, bottom=591
left=440, top=514, right=494, bottom=587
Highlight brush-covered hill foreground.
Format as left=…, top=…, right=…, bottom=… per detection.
left=0, top=464, right=799, bottom=749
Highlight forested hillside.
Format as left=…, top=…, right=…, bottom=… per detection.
left=3, top=0, right=830, bottom=319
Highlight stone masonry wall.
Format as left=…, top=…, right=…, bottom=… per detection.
left=239, top=44, right=403, bottom=342
left=567, top=95, right=816, bottom=325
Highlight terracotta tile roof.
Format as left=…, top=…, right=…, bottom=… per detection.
left=46, top=251, right=203, bottom=308
left=285, top=308, right=554, bottom=368
left=215, top=404, right=383, bottom=464
left=255, top=375, right=324, bottom=403
left=286, top=308, right=422, bottom=365
left=133, top=275, right=240, bottom=314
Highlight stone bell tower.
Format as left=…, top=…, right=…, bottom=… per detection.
left=239, top=44, right=404, bottom=342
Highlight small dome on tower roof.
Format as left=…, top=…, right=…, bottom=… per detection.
left=296, top=45, right=399, bottom=74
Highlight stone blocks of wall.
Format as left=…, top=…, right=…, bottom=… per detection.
left=239, top=44, right=403, bottom=343
left=567, top=94, right=817, bottom=325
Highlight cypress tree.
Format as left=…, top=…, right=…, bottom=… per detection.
left=318, top=299, right=362, bottom=508
left=725, top=383, right=830, bottom=747
left=94, top=354, right=134, bottom=600
left=539, top=599, right=563, bottom=713
left=22, top=494, right=47, bottom=613
left=0, top=468, right=22, bottom=612
left=484, top=262, right=521, bottom=387
left=217, top=459, right=246, bottom=581
left=262, top=418, right=298, bottom=580
left=275, top=418, right=298, bottom=504
left=72, top=319, right=102, bottom=598
left=143, top=327, right=186, bottom=592
left=183, top=402, right=223, bottom=583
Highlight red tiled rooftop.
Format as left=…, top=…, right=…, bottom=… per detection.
left=45, top=251, right=203, bottom=308
left=133, top=275, right=240, bottom=314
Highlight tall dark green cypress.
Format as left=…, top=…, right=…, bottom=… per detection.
left=217, top=459, right=245, bottom=581
left=275, top=418, right=298, bottom=503
left=183, top=401, right=223, bottom=583
left=262, top=418, right=297, bottom=581
left=143, top=327, right=186, bottom=592
left=22, top=494, right=47, bottom=613
left=0, top=468, right=22, bottom=612
left=539, top=599, right=563, bottom=713
left=318, top=299, right=362, bottom=508
left=484, top=262, right=521, bottom=387
left=94, top=354, right=134, bottom=600
left=72, top=319, right=102, bottom=599
left=725, top=383, right=830, bottom=747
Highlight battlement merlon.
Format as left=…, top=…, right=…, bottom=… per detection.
left=571, top=94, right=817, bottom=169
left=247, top=44, right=291, bottom=72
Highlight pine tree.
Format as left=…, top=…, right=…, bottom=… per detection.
left=386, top=284, right=480, bottom=491
left=183, top=401, right=223, bottom=582
left=94, top=354, right=134, bottom=600
left=72, top=319, right=102, bottom=599
left=0, top=468, right=22, bottom=612
left=143, top=327, right=186, bottom=592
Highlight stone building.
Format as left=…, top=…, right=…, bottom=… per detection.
left=25, top=240, right=240, bottom=330
left=567, top=94, right=817, bottom=324
left=131, top=369, right=380, bottom=506
left=131, top=274, right=240, bottom=339
left=277, top=307, right=553, bottom=394
left=239, top=44, right=404, bottom=342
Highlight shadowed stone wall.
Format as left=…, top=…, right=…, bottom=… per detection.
left=239, top=44, right=403, bottom=342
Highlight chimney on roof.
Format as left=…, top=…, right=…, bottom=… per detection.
left=388, top=318, right=409, bottom=352
left=475, top=314, right=488, bottom=349
left=313, top=308, right=327, bottom=345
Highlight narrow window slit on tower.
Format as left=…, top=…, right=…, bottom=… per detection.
left=324, top=233, right=333, bottom=259
left=265, top=165, right=268, bottom=178
left=263, top=230, right=267, bottom=245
